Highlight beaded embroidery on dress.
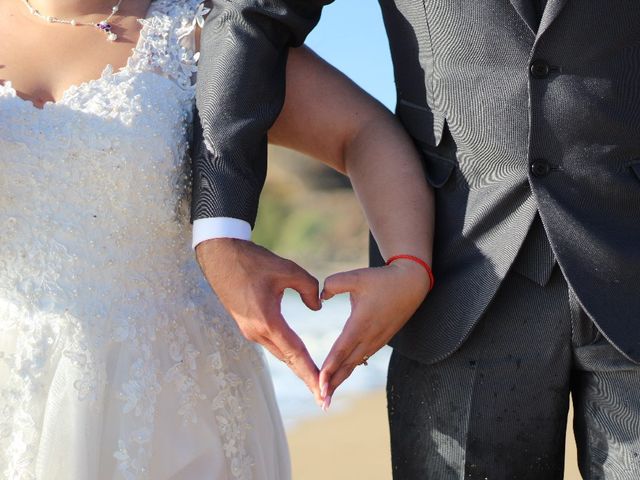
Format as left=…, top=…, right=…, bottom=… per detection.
left=0, top=1, right=290, bottom=479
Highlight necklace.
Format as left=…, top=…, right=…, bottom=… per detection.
left=21, top=0, right=125, bottom=42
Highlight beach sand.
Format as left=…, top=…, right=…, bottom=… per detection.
left=287, top=390, right=582, bottom=480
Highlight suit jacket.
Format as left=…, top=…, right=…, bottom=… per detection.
left=194, top=0, right=640, bottom=364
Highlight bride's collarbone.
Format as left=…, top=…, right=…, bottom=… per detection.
left=0, top=0, right=151, bottom=107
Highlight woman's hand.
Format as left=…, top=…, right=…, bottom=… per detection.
left=318, top=259, right=431, bottom=410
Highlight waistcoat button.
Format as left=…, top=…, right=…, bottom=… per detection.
left=530, top=60, right=551, bottom=79
left=531, top=159, right=551, bottom=177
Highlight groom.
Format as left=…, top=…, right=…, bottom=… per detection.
left=192, top=0, right=640, bottom=478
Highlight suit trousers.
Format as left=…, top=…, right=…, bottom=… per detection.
left=387, top=266, right=640, bottom=479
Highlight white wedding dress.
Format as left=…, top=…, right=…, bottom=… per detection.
left=0, top=1, right=290, bottom=479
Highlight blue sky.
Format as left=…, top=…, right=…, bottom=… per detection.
left=305, top=1, right=396, bottom=110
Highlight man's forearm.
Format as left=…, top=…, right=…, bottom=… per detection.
left=193, top=0, right=332, bottom=225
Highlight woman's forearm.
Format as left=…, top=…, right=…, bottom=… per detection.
left=269, top=46, right=434, bottom=265
left=344, top=111, right=434, bottom=265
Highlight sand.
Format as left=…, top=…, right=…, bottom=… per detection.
left=287, top=390, right=582, bottom=480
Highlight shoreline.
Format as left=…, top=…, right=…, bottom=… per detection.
left=286, top=390, right=582, bottom=480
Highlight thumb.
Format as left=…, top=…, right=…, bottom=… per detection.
left=321, top=270, right=362, bottom=301
left=286, top=264, right=321, bottom=311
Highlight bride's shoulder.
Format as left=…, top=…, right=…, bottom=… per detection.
left=126, top=0, right=208, bottom=89
left=147, top=0, right=210, bottom=53
left=194, top=1, right=212, bottom=52
left=150, top=0, right=209, bottom=22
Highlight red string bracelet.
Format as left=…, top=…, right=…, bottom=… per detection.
left=386, top=254, right=435, bottom=292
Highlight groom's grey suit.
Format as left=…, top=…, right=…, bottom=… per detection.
left=194, top=0, right=640, bottom=477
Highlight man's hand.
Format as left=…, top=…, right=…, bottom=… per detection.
left=318, top=260, right=430, bottom=410
left=196, top=238, right=323, bottom=405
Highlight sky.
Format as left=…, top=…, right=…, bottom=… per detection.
left=305, top=1, right=396, bottom=110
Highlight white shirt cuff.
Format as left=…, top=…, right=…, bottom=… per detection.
left=192, top=218, right=252, bottom=249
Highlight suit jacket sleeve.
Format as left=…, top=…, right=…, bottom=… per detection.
left=192, top=0, right=332, bottom=226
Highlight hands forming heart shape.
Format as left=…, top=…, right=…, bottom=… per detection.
left=197, top=238, right=430, bottom=410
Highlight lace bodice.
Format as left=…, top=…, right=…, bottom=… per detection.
left=0, top=0, right=205, bottom=320
left=0, top=2, right=289, bottom=479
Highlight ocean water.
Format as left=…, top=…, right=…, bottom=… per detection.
left=264, top=290, right=392, bottom=427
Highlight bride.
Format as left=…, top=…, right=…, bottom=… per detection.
left=0, top=0, right=433, bottom=478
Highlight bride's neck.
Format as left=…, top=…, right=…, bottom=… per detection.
left=24, top=0, right=124, bottom=19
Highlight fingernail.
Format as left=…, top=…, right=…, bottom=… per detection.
left=321, top=382, right=329, bottom=398
left=322, top=395, right=332, bottom=412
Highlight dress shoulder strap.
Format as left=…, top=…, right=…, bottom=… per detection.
left=127, top=0, right=209, bottom=91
